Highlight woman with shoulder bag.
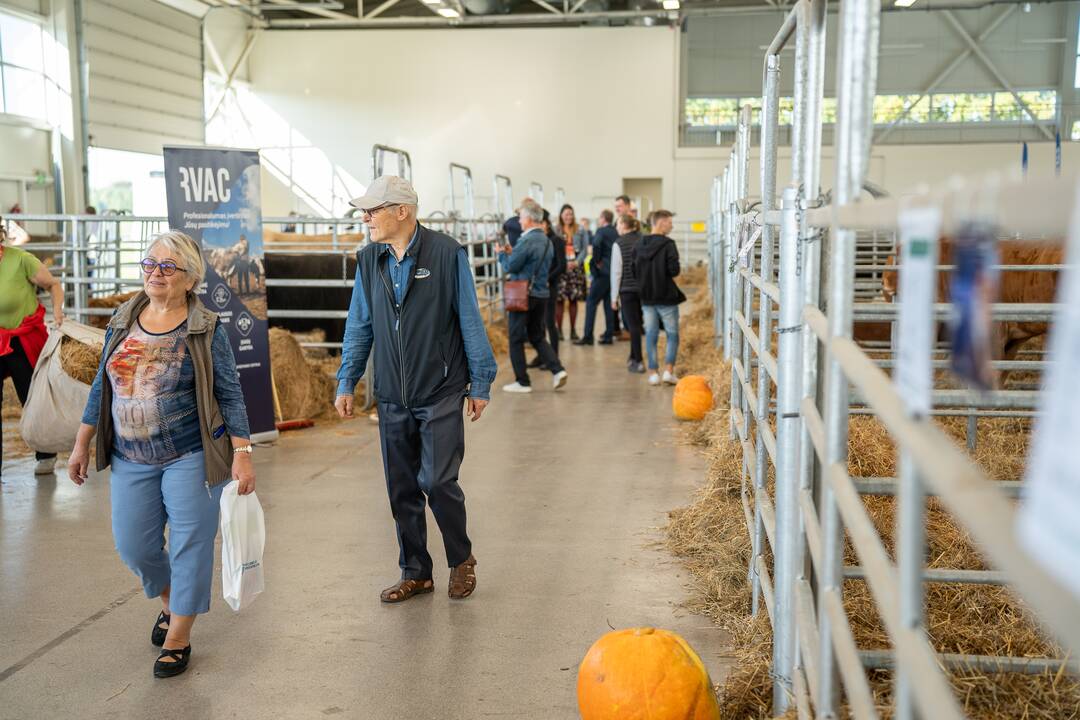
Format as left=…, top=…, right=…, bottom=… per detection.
left=67, top=231, right=255, bottom=679
left=497, top=199, right=568, bottom=393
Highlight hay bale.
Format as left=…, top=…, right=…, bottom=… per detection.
left=269, top=328, right=336, bottom=421
left=87, top=291, right=139, bottom=329
left=680, top=264, right=708, bottom=289
left=59, top=336, right=102, bottom=385
left=485, top=318, right=509, bottom=357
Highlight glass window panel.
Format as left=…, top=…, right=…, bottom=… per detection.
left=994, top=92, right=1021, bottom=121
left=821, top=98, right=837, bottom=124
left=959, top=93, right=992, bottom=122
left=1017, top=90, right=1057, bottom=120
left=685, top=98, right=738, bottom=127
left=1072, top=120, right=1080, bottom=142
left=903, top=95, right=929, bottom=123
left=873, top=94, right=909, bottom=124
left=930, top=93, right=960, bottom=122
left=778, top=97, right=794, bottom=126
left=0, top=12, right=44, bottom=71
left=3, top=65, right=47, bottom=120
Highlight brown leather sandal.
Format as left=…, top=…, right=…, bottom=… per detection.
left=380, top=578, right=434, bottom=603
left=448, top=555, right=477, bottom=600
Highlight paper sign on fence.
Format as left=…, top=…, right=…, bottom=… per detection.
left=894, top=207, right=941, bottom=419
left=1017, top=186, right=1080, bottom=601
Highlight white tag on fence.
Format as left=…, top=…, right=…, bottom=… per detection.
left=894, top=206, right=941, bottom=419
left=1017, top=188, right=1080, bottom=600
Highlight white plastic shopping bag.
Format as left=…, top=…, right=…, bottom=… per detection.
left=220, top=480, right=266, bottom=611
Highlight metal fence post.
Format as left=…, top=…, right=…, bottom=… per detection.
left=816, top=0, right=880, bottom=715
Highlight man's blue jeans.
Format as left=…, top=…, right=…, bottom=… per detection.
left=643, top=304, right=680, bottom=370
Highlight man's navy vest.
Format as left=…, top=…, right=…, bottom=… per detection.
left=358, top=224, right=470, bottom=408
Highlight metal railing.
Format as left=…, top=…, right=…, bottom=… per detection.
left=708, top=1, right=1080, bottom=718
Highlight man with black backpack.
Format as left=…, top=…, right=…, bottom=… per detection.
left=634, top=209, right=686, bottom=386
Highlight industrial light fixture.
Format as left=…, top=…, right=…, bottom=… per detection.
left=421, top=0, right=442, bottom=4
left=438, top=6, right=461, bottom=17
left=662, top=0, right=680, bottom=8
left=894, top=0, right=917, bottom=6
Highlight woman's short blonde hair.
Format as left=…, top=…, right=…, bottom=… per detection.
left=149, top=231, right=205, bottom=290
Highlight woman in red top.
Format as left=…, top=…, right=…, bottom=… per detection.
left=0, top=224, right=65, bottom=476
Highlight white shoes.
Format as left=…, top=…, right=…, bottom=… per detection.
left=502, top=382, right=533, bottom=393
left=553, top=370, right=568, bottom=390
left=34, top=457, right=57, bottom=475
left=663, top=370, right=678, bottom=385
left=648, top=373, right=661, bottom=386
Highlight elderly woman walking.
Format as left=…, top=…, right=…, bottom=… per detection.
left=0, top=224, right=65, bottom=476
left=68, top=231, right=255, bottom=678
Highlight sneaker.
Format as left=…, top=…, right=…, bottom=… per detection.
left=502, top=382, right=533, bottom=393
left=648, top=373, right=661, bottom=386
left=553, top=370, right=568, bottom=390
left=628, top=361, right=646, bottom=374
left=34, top=458, right=57, bottom=475
left=663, top=370, right=678, bottom=385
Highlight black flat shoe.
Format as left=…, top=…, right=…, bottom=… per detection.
left=598, top=338, right=614, bottom=345
left=573, top=338, right=593, bottom=346
left=151, top=611, right=170, bottom=647
left=154, top=645, right=191, bottom=678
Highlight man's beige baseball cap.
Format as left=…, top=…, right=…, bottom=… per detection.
left=348, top=175, right=419, bottom=211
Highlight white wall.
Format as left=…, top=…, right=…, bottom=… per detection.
left=243, top=25, right=681, bottom=218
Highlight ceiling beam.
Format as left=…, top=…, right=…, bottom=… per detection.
left=364, top=0, right=402, bottom=19
left=257, top=0, right=356, bottom=20
left=943, top=9, right=1055, bottom=140
left=525, top=0, right=564, bottom=15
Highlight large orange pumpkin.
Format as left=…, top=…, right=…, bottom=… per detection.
left=577, top=627, right=720, bottom=720
left=672, top=375, right=713, bottom=421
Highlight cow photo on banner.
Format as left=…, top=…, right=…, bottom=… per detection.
left=163, top=146, right=278, bottom=441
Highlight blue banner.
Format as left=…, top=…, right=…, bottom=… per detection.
left=163, top=146, right=277, bottom=441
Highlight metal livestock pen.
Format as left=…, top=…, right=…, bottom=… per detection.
left=706, top=0, right=1079, bottom=718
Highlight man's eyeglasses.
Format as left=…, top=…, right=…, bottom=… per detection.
left=361, top=203, right=399, bottom=220
left=141, top=258, right=188, bottom=277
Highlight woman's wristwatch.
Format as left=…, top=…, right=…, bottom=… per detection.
left=233, top=445, right=254, bottom=455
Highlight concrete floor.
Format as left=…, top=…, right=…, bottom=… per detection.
left=0, top=342, right=730, bottom=719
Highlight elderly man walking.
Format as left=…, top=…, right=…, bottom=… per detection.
left=336, top=176, right=498, bottom=603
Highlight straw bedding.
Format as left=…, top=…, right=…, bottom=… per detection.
left=664, top=298, right=1078, bottom=719
left=87, top=291, right=139, bottom=329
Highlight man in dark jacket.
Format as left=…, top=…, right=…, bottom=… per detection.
left=574, top=209, right=618, bottom=346
left=610, top=214, right=645, bottom=373
left=336, top=176, right=498, bottom=604
left=634, top=209, right=686, bottom=386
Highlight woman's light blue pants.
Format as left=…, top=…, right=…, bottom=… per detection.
left=110, top=451, right=223, bottom=616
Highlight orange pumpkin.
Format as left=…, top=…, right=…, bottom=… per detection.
left=577, top=627, right=720, bottom=720
left=672, top=375, right=713, bottom=421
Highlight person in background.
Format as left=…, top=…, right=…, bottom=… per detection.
left=68, top=231, right=255, bottom=679
left=614, top=195, right=632, bottom=220
left=499, top=199, right=567, bottom=393
left=529, top=209, right=567, bottom=368
left=610, top=214, right=645, bottom=374
left=574, top=209, right=618, bottom=346
left=554, top=204, right=588, bottom=341
left=503, top=211, right=523, bottom=248
left=335, top=176, right=497, bottom=604
left=0, top=224, right=64, bottom=476
left=635, top=210, right=686, bottom=386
